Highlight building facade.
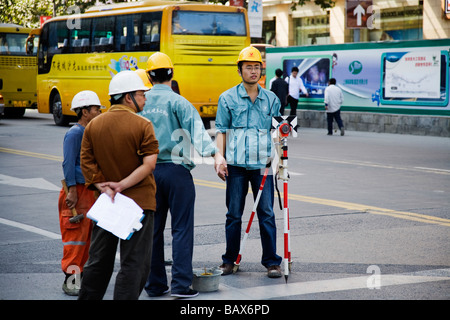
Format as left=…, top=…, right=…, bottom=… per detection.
left=258, top=0, right=450, bottom=46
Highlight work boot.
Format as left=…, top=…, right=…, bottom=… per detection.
left=62, top=282, right=80, bottom=296
left=219, top=263, right=234, bottom=276
left=62, top=273, right=81, bottom=296
left=267, top=265, right=282, bottom=278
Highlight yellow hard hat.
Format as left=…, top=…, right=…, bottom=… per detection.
left=135, top=69, right=153, bottom=89
left=237, top=46, right=263, bottom=64
left=146, top=52, right=174, bottom=72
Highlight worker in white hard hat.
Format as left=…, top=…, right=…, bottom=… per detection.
left=140, top=52, right=227, bottom=299
left=58, top=90, right=103, bottom=296
left=108, top=69, right=150, bottom=113
left=79, top=70, right=159, bottom=300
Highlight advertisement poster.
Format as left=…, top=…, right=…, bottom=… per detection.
left=282, top=57, right=331, bottom=99
left=266, top=40, right=450, bottom=114
left=384, top=50, right=441, bottom=99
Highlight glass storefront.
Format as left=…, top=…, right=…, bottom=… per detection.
left=256, top=19, right=276, bottom=45
left=367, top=5, right=423, bottom=41
left=261, top=1, right=427, bottom=46
left=293, top=14, right=330, bottom=46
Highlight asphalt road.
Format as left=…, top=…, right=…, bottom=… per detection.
left=0, top=109, right=449, bottom=305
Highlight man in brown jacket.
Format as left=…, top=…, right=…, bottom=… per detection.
left=79, top=70, right=159, bottom=300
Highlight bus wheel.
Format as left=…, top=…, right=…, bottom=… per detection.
left=3, top=107, right=26, bottom=118
left=52, top=92, right=70, bottom=126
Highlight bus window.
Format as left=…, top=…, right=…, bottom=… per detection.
left=0, top=33, right=28, bottom=55
left=116, top=14, right=139, bottom=52
left=26, top=33, right=39, bottom=55
left=39, top=20, right=68, bottom=73
left=172, top=11, right=246, bottom=36
left=93, top=16, right=115, bottom=52
left=70, top=18, right=91, bottom=53
left=141, top=12, right=161, bottom=51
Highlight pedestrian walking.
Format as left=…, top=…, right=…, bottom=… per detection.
left=58, top=90, right=102, bottom=296
left=78, top=70, right=159, bottom=300
left=140, top=52, right=227, bottom=299
left=324, top=78, right=345, bottom=136
left=286, top=66, right=309, bottom=116
left=270, top=68, right=289, bottom=115
left=215, top=46, right=283, bottom=278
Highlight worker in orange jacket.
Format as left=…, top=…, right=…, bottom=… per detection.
left=58, top=90, right=103, bottom=296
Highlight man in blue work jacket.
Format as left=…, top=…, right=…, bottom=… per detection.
left=215, top=46, right=283, bottom=278
left=140, top=52, right=227, bottom=298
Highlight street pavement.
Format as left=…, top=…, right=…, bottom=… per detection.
left=0, top=110, right=449, bottom=305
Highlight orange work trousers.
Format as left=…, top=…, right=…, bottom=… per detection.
left=58, top=184, right=96, bottom=274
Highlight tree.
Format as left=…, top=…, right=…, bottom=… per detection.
left=0, top=0, right=109, bottom=28
left=290, top=0, right=335, bottom=11
left=0, top=0, right=336, bottom=28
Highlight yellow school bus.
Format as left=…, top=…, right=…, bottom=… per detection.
left=0, top=23, right=38, bottom=118
left=37, top=0, right=250, bottom=126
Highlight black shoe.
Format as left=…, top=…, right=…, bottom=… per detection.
left=171, top=289, right=199, bottom=298
left=147, top=288, right=169, bottom=297
left=219, top=263, right=234, bottom=275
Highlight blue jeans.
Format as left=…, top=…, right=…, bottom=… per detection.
left=222, top=165, right=282, bottom=268
left=144, top=163, right=195, bottom=295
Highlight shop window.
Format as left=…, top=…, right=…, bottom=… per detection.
left=368, top=5, right=423, bottom=41
left=293, top=14, right=330, bottom=46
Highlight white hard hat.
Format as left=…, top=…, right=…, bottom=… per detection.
left=109, top=70, right=150, bottom=96
left=71, top=90, right=104, bottom=111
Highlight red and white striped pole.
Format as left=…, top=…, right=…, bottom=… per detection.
left=280, top=136, right=290, bottom=283
left=273, top=116, right=298, bottom=282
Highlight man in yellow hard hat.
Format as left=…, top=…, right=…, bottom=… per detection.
left=140, top=52, right=227, bottom=298
left=215, top=46, right=283, bottom=278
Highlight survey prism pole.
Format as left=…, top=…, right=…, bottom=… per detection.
left=233, top=163, right=271, bottom=273
left=272, top=116, right=298, bottom=283
left=280, top=136, right=291, bottom=283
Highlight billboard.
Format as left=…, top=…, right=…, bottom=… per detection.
left=266, top=39, right=450, bottom=115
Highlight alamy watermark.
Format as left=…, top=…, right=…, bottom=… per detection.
left=65, top=265, right=81, bottom=289
left=169, top=128, right=275, bottom=169
left=366, top=265, right=381, bottom=289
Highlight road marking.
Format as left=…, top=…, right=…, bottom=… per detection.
left=0, top=174, right=60, bottom=191
left=194, top=179, right=450, bottom=227
left=293, top=155, right=450, bottom=175
left=0, top=147, right=63, bottom=162
left=1, top=147, right=448, bottom=227
left=199, top=269, right=450, bottom=300
left=0, top=218, right=61, bottom=240
left=414, top=166, right=450, bottom=174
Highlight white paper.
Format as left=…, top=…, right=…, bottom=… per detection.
left=87, top=192, right=144, bottom=240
